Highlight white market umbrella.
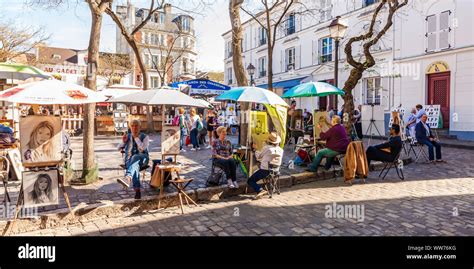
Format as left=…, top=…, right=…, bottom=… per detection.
left=0, top=80, right=106, bottom=139
left=196, top=98, right=213, bottom=109
left=0, top=79, right=107, bottom=104
left=108, top=87, right=206, bottom=107
left=215, top=86, right=289, bottom=107
left=100, top=88, right=143, bottom=99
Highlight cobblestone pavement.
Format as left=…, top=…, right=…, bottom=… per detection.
left=1, top=134, right=309, bottom=212
left=14, top=144, right=474, bottom=236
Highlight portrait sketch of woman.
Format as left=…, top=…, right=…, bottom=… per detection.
left=20, top=116, right=62, bottom=163
left=22, top=170, right=59, bottom=207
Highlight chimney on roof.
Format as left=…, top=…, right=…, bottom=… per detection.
left=164, top=3, right=172, bottom=14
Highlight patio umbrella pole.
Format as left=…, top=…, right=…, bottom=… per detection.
left=162, top=104, right=165, bottom=162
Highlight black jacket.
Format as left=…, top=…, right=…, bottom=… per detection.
left=375, top=135, right=402, bottom=160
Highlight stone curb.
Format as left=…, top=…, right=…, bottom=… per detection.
left=0, top=158, right=411, bottom=235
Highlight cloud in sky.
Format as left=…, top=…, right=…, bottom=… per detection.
left=0, top=0, right=229, bottom=71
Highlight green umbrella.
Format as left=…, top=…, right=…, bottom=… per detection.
left=282, top=81, right=345, bottom=98
left=0, top=62, right=51, bottom=81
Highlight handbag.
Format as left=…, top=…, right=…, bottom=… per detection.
left=206, top=171, right=222, bottom=186
left=185, top=135, right=191, bottom=146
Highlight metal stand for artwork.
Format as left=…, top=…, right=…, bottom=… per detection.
left=365, top=104, right=383, bottom=146
left=3, top=162, right=72, bottom=236
left=0, top=156, right=10, bottom=207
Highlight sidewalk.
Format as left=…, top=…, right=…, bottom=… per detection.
left=2, top=133, right=473, bottom=235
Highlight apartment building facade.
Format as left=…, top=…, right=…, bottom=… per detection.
left=116, top=2, right=197, bottom=88
left=223, top=0, right=474, bottom=140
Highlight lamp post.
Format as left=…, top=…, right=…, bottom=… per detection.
left=246, top=63, right=255, bottom=86
left=329, top=15, right=348, bottom=111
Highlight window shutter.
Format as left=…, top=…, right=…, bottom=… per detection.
left=439, top=11, right=450, bottom=49
left=296, top=45, right=301, bottom=69
left=254, top=27, right=258, bottom=48
left=281, top=50, right=285, bottom=72
left=381, top=77, right=389, bottom=110
left=312, top=40, right=316, bottom=65
left=426, top=15, right=437, bottom=52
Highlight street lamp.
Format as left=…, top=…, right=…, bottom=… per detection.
left=329, top=15, right=348, bottom=110
left=246, top=63, right=256, bottom=86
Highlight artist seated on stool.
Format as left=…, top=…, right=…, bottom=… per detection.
left=415, top=114, right=445, bottom=163
left=248, top=132, right=283, bottom=199
left=307, top=115, right=349, bottom=173
left=117, top=119, right=150, bottom=199
left=366, top=124, right=402, bottom=170
left=212, top=126, right=238, bottom=189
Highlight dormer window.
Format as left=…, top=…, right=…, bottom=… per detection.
left=52, top=54, right=61, bottom=60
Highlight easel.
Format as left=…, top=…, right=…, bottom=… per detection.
left=365, top=104, right=383, bottom=146
left=0, top=155, right=10, bottom=207
left=4, top=161, right=72, bottom=235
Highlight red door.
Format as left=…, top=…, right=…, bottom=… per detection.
left=428, top=72, right=450, bottom=128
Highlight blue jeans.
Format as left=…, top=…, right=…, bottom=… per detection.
left=418, top=138, right=442, bottom=161
left=308, top=148, right=339, bottom=172
left=190, top=128, right=199, bottom=148
left=125, top=153, right=149, bottom=189
left=247, top=169, right=270, bottom=193
left=180, top=127, right=186, bottom=150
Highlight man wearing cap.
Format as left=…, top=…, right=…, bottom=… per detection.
left=248, top=132, right=284, bottom=199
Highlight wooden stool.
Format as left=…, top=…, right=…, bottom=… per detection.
left=165, top=177, right=198, bottom=214
left=156, top=164, right=182, bottom=209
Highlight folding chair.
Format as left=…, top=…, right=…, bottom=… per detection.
left=332, top=153, right=345, bottom=178
left=405, top=136, right=418, bottom=158
left=262, top=163, right=281, bottom=198
left=119, top=150, right=150, bottom=188
left=378, top=152, right=404, bottom=180
left=412, top=142, right=429, bottom=163
left=206, top=159, right=226, bottom=186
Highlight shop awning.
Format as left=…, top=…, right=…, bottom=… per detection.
left=257, top=77, right=308, bottom=91
left=169, top=79, right=231, bottom=95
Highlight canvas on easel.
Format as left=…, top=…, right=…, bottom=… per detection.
left=389, top=111, right=406, bottom=140
left=19, top=116, right=62, bottom=164
left=162, top=126, right=180, bottom=156
left=424, top=105, right=441, bottom=129
left=313, top=111, right=331, bottom=140
left=22, top=169, right=59, bottom=208
left=7, top=148, right=24, bottom=181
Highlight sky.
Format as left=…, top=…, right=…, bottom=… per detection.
left=0, top=0, right=231, bottom=72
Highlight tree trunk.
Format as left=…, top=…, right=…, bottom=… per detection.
left=129, top=41, right=153, bottom=133
left=266, top=9, right=273, bottom=93
left=229, top=0, right=249, bottom=145
left=229, top=0, right=248, bottom=87
left=342, top=68, right=363, bottom=133
left=82, top=10, right=102, bottom=184
left=267, top=45, right=273, bottom=92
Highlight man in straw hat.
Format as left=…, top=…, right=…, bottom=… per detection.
left=248, top=131, right=284, bottom=199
